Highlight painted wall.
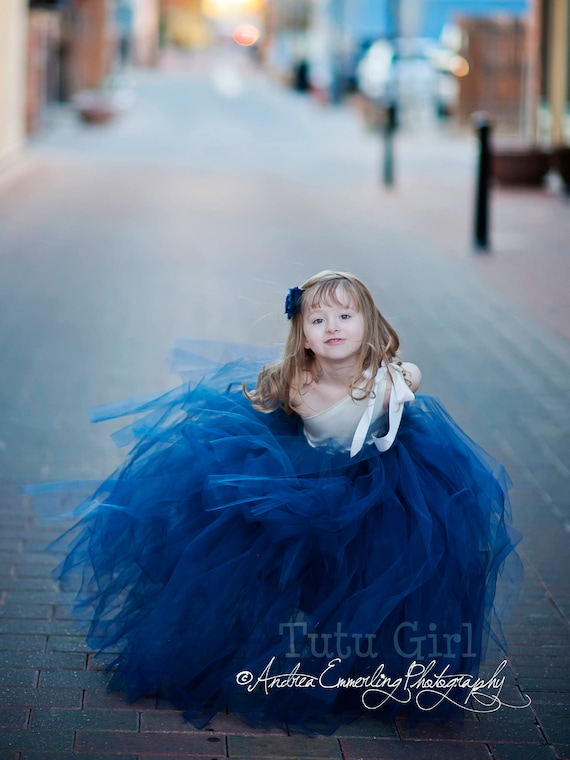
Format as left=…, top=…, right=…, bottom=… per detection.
left=0, top=0, right=27, bottom=169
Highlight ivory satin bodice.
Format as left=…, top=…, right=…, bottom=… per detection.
left=301, top=364, right=415, bottom=457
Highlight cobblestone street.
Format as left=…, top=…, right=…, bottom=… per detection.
left=0, top=48, right=569, bottom=759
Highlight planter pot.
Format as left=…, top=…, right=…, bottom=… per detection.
left=491, top=146, right=551, bottom=187
left=551, top=147, right=570, bottom=189
left=73, top=90, right=116, bottom=125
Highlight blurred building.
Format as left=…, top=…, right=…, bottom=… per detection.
left=18, top=0, right=116, bottom=134
left=455, top=15, right=527, bottom=133
left=0, top=0, right=161, bottom=169
left=454, top=1, right=569, bottom=142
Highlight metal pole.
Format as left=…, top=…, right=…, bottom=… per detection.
left=472, top=111, right=492, bottom=251
left=383, top=100, right=397, bottom=187
left=382, top=0, right=400, bottom=187
left=329, top=0, right=344, bottom=104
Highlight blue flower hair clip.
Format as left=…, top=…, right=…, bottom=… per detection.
left=284, top=286, right=303, bottom=320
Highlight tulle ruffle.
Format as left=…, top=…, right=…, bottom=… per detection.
left=26, top=340, right=522, bottom=733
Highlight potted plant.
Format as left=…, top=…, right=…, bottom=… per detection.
left=491, top=141, right=551, bottom=186
left=73, top=88, right=117, bottom=125
left=72, top=74, right=135, bottom=125
left=551, top=146, right=570, bottom=191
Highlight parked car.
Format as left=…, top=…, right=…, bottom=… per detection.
left=356, top=37, right=460, bottom=120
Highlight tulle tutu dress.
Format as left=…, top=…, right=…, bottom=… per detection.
left=28, top=340, right=521, bottom=733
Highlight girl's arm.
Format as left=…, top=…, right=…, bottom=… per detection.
left=402, top=362, right=422, bottom=392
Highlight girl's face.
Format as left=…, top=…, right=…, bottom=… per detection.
left=302, top=287, right=365, bottom=364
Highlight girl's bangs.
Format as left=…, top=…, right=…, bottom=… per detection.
left=304, top=279, right=360, bottom=311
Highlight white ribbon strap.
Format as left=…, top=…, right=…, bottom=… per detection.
left=350, top=365, right=414, bottom=457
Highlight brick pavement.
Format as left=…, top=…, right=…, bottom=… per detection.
left=0, top=48, right=569, bottom=758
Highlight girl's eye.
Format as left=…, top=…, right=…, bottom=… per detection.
left=340, top=314, right=351, bottom=320
left=312, top=318, right=324, bottom=324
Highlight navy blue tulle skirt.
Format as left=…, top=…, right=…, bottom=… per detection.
left=28, top=341, right=522, bottom=733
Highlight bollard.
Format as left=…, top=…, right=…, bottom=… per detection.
left=383, top=99, right=398, bottom=187
left=472, top=111, right=492, bottom=251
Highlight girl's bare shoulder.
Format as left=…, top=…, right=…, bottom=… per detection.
left=289, top=371, right=317, bottom=419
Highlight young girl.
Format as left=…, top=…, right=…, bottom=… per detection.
left=30, top=270, right=520, bottom=733
left=246, top=270, right=422, bottom=451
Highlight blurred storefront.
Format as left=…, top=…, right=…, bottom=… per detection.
left=24, top=0, right=115, bottom=133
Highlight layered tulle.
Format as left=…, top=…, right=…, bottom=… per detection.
left=27, top=341, right=521, bottom=733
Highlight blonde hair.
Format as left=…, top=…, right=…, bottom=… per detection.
left=244, top=270, right=401, bottom=414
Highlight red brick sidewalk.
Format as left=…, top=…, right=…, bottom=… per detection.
left=0, top=48, right=569, bottom=759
